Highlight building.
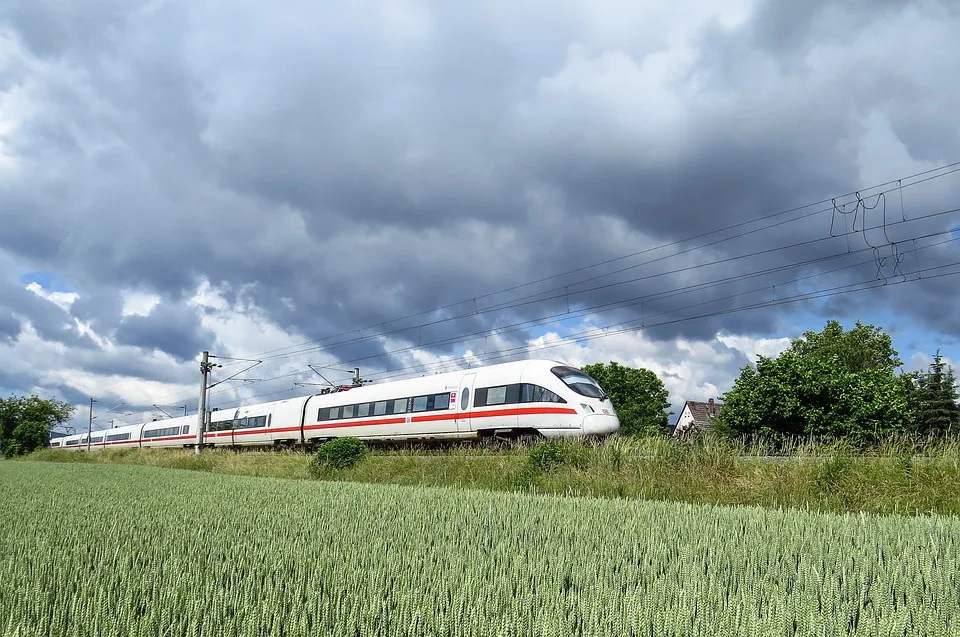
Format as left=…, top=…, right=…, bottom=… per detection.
left=672, top=398, right=722, bottom=436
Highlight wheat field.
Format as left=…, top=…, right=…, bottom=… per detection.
left=2, top=461, right=957, bottom=636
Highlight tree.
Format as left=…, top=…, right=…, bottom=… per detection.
left=914, top=351, right=960, bottom=437
left=582, top=362, right=671, bottom=437
left=0, top=394, right=75, bottom=458
left=714, top=321, right=913, bottom=443
left=786, top=319, right=901, bottom=372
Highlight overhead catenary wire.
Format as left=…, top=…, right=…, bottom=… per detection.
left=238, top=162, right=960, bottom=361
left=241, top=203, right=960, bottom=365
left=107, top=254, right=960, bottom=427
left=203, top=257, right=960, bottom=414
left=203, top=236, right=960, bottom=412
left=88, top=165, right=960, bottom=427
left=125, top=197, right=960, bottom=421
left=211, top=227, right=960, bottom=401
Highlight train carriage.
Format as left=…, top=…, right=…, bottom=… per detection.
left=140, top=415, right=194, bottom=449
left=102, top=422, right=144, bottom=449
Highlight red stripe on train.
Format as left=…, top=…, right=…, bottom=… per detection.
left=307, top=406, right=578, bottom=428
left=304, top=417, right=407, bottom=431
left=100, top=405, right=582, bottom=447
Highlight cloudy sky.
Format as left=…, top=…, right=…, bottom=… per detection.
left=2, top=0, right=959, bottom=433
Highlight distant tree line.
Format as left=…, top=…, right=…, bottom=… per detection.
left=0, top=395, right=74, bottom=457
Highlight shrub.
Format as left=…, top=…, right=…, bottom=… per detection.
left=526, top=440, right=590, bottom=474
left=311, top=437, right=368, bottom=473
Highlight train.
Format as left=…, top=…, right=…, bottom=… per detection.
left=51, top=359, right=620, bottom=451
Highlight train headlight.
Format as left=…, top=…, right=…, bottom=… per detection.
left=580, top=403, right=594, bottom=413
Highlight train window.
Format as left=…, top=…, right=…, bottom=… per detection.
left=412, top=396, right=428, bottom=412
left=460, top=388, right=470, bottom=410
left=486, top=386, right=507, bottom=405
left=392, top=398, right=408, bottom=414
left=329, top=407, right=341, bottom=420
left=432, top=393, right=451, bottom=410
left=374, top=401, right=387, bottom=416
left=342, top=404, right=357, bottom=419
left=91, top=436, right=103, bottom=443
left=521, top=384, right=565, bottom=404
left=235, top=416, right=265, bottom=429
left=182, top=425, right=190, bottom=435
left=551, top=366, right=607, bottom=399
left=357, top=403, right=370, bottom=417
left=143, top=426, right=180, bottom=438
left=474, top=384, right=530, bottom=407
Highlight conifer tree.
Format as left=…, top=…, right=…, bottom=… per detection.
left=916, top=351, right=960, bottom=436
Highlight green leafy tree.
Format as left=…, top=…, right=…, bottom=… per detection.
left=0, top=395, right=75, bottom=458
left=714, top=321, right=913, bottom=443
left=582, top=362, right=671, bottom=437
left=786, top=319, right=901, bottom=372
left=914, top=351, right=960, bottom=436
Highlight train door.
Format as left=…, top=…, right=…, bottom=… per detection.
left=455, top=373, right=476, bottom=433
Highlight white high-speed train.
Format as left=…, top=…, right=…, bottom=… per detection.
left=52, top=359, right=620, bottom=451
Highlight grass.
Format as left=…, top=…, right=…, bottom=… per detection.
left=24, top=434, right=960, bottom=515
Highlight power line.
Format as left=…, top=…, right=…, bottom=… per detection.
left=243, top=203, right=960, bottom=364
left=104, top=166, right=960, bottom=420
left=133, top=198, right=960, bottom=414
left=205, top=246, right=960, bottom=412
left=238, top=162, right=960, bottom=360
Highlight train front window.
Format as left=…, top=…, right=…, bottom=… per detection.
left=551, top=366, right=607, bottom=399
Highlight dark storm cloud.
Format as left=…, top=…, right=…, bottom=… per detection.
left=1, top=0, right=959, bottom=405
left=0, top=310, right=19, bottom=343
left=72, top=347, right=194, bottom=386
left=114, top=303, right=217, bottom=362
left=0, top=279, right=95, bottom=348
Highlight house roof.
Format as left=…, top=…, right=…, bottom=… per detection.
left=674, top=400, right=723, bottom=431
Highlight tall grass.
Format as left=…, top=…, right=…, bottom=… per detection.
left=25, top=433, right=960, bottom=515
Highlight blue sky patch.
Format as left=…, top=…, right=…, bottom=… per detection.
left=19, top=271, right=74, bottom=293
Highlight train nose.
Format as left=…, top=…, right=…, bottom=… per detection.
left=582, top=414, right=620, bottom=436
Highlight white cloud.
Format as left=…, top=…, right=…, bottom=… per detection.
left=716, top=333, right=792, bottom=362
left=25, top=282, right=79, bottom=311
left=121, top=291, right=161, bottom=317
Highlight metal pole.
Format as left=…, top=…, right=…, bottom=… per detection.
left=195, top=351, right=211, bottom=455
left=86, top=398, right=96, bottom=452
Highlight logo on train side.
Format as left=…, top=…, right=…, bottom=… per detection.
left=449, top=392, right=457, bottom=405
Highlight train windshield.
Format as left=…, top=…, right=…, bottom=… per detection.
left=551, top=366, right=607, bottom=400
